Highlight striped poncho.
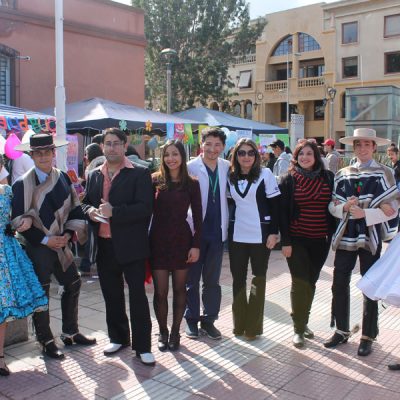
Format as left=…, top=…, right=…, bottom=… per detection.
left=331, top=161, right=399, bottom=255
left=11, top=167, right=87, bottom=271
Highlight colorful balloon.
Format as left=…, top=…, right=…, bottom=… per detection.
left=4, top=133, right=23, bottom=160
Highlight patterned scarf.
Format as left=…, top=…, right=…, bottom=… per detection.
left=11, top=168, right=87, bottom=271
left=332, top=161, right=399, bottom=255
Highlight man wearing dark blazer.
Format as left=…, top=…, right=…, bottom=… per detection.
left=82, top=128, right=155, bottom=366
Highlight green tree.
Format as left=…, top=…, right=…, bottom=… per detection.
left=132, top=0, right=265, bottom=112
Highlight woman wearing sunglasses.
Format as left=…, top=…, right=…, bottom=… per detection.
left=279, top=140, right=335, bottom=348
left=227, top=138, right=280, bottom=340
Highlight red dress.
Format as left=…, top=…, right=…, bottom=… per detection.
left=150, top=178, right=202, bottom=270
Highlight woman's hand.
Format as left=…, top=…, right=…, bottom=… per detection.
left=186, top=247, right=200, bottom=263
left=349, top=205, right=365, bottom=219
left=266, top=234, right=279, bottom=250
left=282, top=245, right=292, bottom=258
left=343, top=196, right=359, bottom=212
left=17, top=217, right=32, bottom=232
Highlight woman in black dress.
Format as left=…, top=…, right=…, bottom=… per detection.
left=150, top=140, right=202, bottom=351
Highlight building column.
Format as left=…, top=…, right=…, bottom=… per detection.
left=240, top=100, right=246, bottom=118
left=292, top=32, right=300, bottom=79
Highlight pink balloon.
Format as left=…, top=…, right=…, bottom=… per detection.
left=5, top=133, right=23, bottom=160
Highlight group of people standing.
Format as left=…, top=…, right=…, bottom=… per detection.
left=1, top=124, right=400, bottom=376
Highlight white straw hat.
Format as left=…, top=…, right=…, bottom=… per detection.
left=339, top=128, right=391, bottom=147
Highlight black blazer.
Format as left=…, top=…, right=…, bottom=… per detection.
left=82, top=164, right=153, bottom=264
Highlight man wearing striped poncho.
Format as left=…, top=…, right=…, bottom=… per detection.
left=324, top=128, right=399, bottom=357
left=11, top=133, right=96, bottom=360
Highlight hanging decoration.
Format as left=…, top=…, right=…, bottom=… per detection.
left=119, top=120, right=127, bottom=131
left=183, top=124, right=194, bottom=145
left=174, top=123, right=184, bottom=141
left=145, top=120, right=152, bottom=132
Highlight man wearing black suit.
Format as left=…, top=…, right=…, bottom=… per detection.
left=82, top=128, right=155, bottom=366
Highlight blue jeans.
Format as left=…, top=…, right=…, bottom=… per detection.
left=184, top=237, right=224, bottom=324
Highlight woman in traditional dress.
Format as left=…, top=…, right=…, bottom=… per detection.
left=0, top=159, right=48, bottom=376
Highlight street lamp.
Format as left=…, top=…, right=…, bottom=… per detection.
left=327, top=86, right=337, bottom=138
left=160, top=48, right=177, bottom=114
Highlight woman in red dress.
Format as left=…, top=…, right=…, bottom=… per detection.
left=150, top=140, right=202, bottom=351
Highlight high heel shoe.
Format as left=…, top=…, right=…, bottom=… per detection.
left=158, top=330, right=169, bottom=352
left=0, top=356, right=10, bottom=377
left=168, top=332, right=181, bottom=351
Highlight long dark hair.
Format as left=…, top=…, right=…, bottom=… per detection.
left=229, top=138, right=261, bottom=184
left=153, top=140, right=191, bottom=190
left=289, top=140, right=325, bottom=172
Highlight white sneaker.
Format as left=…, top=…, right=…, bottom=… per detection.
left=137, top=352, right=155, bottom=366
left=103, top=343, right=125, bottom=355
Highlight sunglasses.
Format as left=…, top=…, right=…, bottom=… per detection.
left=237, top=149, right=256, bottom=157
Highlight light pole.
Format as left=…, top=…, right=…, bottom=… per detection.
left=160, top=48, right=177, bottom=114
left=327, top=86, right=337, bottom=138
left=55, top=0, right=67, bottom=171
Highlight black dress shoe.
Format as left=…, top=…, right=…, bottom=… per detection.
left=323, top=332, right=349, bottom=348
left=61, top=333, right=96, bottom=346
left=388, top=363, right=400, bottom=371
left=43, top=341, right=65, bottom=359
left=158, top=331, right=169, bottom=352
left=357, top=339, right=372, bottom=356
left=0, top=356, right=10, bottom=376
left=168, top=333, right=181, bottom=351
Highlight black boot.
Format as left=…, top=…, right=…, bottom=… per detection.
left=43, top=341, right=65, bottom=359
left=61, top=332, right=96, bottom=346
left=60, top=277, right=81, bottom=336
left=324, top=331, right=349, bottom=348
left=358, top=338, right=373, bottom=356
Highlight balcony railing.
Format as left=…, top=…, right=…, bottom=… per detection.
left=0, top=0, right=16, bottom=8
left=233, top=54, right=256, bottom=65
left=298, top=76, right=325, bottom=88
left=265, top=80, right=287, bottom=91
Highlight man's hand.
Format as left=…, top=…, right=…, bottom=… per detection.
left=380, top=203, right=396, bottom=217
left=350, top=205, right=365, bottom=219
left=99, top=198, right=113, bottom=218
left=88, top=207, right=101, bottom=222
left=16, top=217, right=32, bottom=232
left=47, top=236, right=69, bottom=250
left=266, top=234, right=279, bottom=249
left=343, top=196, right=359, bottom=212
left=186, top=248, right=200, bottom=263
left=282, top=245, right=292, bottom=258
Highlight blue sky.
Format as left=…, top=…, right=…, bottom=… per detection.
left=112, top=0, right=339, bottom=19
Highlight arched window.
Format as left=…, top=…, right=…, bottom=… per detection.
left=245, top=101, right=252, bottom=120
left=232, top=102, right=241, bottom=117
left=298, top=33, right=321, bottom=52
left=272, top=35, right=293, bottom=56
left=210, top=102, right=219, bottom=111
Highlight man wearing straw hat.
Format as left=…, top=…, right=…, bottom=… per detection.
left=324, top=128, right=399, bottom=356
left=11, top=133, right=96, bottom=359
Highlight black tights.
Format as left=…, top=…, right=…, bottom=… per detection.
left=152, top=269, right=188, bottom=335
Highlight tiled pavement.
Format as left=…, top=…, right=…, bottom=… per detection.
left=3, top=246, right=400, bottom=399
